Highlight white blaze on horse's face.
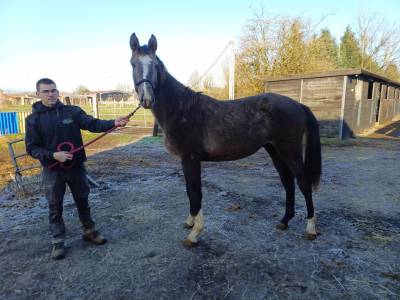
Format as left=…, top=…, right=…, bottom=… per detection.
left=139, top=55, right=154, bottom=108
left=131, top=54, right=156, bottom=109
left=130, top=33, right=159, bottom=109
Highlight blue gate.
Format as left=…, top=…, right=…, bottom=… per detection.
left=0, top=112, right=19, bottom=135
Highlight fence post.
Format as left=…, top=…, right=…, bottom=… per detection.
left=92, top=94, right=99, bottom=118
left=7, top=139, right=25, bottom=190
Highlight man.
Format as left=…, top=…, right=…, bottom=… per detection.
left=25, top=78, right=129, bottom=260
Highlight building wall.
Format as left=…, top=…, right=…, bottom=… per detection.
left=344, top=77, right=379, bottom=136
left=266, top=72, right=400, bottom=139
left=266, top=77, right=344, bottom=137
left=378, top=85, right=400, bottom=125
left=265, top=80, right=301, bottom=101
left=341, top=76, right=356, bottom=138
left=302, top=77, right=343, bottom=137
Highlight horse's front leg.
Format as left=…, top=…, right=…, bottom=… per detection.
left=181, top=156, right=204, bottom=247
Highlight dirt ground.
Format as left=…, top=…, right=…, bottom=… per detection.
left=0, top=128, right=399, bottom=299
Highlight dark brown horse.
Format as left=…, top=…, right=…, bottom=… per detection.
left=129, top=33, right=322, bottom=246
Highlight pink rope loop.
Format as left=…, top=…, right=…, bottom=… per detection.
left=56, top=141, right=75, bottom=170
left=57, top=141, right=75, bottom=152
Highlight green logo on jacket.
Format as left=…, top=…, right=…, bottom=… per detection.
left=62, top=118, right=73, bottom=125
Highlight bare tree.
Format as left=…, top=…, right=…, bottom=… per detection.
left=74, top=85, right=90, bottom=94
left=0, top=89, right=7, bottom=105
left=216, top=57, right=230, bottom=99
left=201, top=74, right=216, bottom=91
left=187, top=71, right=202, bottom=90
left=115, top=83, right=134, bottom=94
left=234, top=6, right=400, bottom=97
left=235, top=5, right=276, bottom=97
left=235, top=6, right=335, bottom=97
left=356, top=8, right=400, bottom=79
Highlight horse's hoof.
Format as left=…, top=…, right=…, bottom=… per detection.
left=183, top=223, right=194, bottom=229
left=182, top=239, right=198, bottom=248
left=276, top=223, right=288, bottom=231
left=304, top=232, right=317, bottom=240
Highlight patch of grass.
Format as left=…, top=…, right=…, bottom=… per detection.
left=136, top=136, right=163, bottom=145
left=0, top=105, right=32, bottom=112
left=0, top=134, right=27, bottom=168
left=0, top=134, right=39, bottom=190
left=82, top=131, right=131, bottom=145
left=82, top=129, right=153, bottom=147
left=0, top=130, right=152, bottom=190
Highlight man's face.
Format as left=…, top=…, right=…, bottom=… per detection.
left=36, top=83, right=59, bottom=107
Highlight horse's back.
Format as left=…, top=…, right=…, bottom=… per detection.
left=203, top=92, right=307, bottom=133
left=199, top=92, right=307, bottom=161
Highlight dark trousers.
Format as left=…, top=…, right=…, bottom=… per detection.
left=42, top=165, right=95, bottom=244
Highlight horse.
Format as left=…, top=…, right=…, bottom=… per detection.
left=129, top=33, right=322, bottom=246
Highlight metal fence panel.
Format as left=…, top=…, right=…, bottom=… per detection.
left=17, top=112, right=30, bottom=134
left=0, top=112, right=19, bottom=135
left=96, top=101, right=154, bottom=128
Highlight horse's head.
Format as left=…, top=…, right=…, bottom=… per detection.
left=129, top=33, right=164, bottom=109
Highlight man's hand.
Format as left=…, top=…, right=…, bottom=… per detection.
left=114, top=116, right=129, bottom=127
left=53, top=151, right=73, bottom=162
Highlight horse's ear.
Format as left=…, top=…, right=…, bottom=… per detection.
left=148, top=34, right=157, bottom=53
left=130, top=33, right=140, bottom=52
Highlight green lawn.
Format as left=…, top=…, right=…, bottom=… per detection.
left=0, top=105, right=32, bottom=112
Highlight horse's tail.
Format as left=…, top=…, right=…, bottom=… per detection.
left=303, top=105, right=322, bottom=190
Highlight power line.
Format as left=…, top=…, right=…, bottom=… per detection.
left=192, top=41, right=233, bottom=87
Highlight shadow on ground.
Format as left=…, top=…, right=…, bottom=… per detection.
left=367, top=119, right=400, bottom=140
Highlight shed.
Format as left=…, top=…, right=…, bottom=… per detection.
left=265, top=69, right=400, bottom=138
left=91, top=90, right=131, bottom=103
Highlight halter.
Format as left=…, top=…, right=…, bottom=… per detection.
left=135, top=78, right=155, bottom=92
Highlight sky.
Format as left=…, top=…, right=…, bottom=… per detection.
left=1, top=0, right=399, bottom=93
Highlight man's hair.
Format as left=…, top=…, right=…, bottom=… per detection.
left=36, top=78, right=56, bottom=92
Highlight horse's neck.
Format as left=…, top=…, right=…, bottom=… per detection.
left=153, top=73, right=196, bottom=127
left=162, top=73, right=189, bottom=103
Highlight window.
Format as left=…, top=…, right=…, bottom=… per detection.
left=367, top=81, right=374, bottom=99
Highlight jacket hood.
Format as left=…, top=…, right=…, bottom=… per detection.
left=32, top=100, right=64, bottom=113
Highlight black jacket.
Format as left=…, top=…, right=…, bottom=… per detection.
left=25, top=100, right=115, bottom=169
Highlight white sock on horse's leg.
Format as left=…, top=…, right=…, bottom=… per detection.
left=186, top=209, right=204, bottom=243
left=305, top=214, right=317, bottom=239
left=185, top=214, right=195, bottom=227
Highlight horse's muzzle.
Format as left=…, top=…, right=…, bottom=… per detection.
left=139, top=95, right=154, bottom=109
left=138, top=83, right=155, bottom=109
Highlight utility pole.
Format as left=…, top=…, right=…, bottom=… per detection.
left=228, top=41, right=235, bottom=100
left=92, top=94, right=99, bottom=118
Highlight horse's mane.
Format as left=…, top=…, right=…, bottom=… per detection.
left=156, top=56, right=204, bottom=110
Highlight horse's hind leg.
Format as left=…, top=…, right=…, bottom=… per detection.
left=264, top=144, right=295, bottom=230
left=275, top=144, right=317, bottom=240
left=295, top=171, right=316, bottom=240
left=181, top=156, right=204, bottom=247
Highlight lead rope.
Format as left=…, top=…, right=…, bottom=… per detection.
left=49, top=104, right=142, bottom=170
